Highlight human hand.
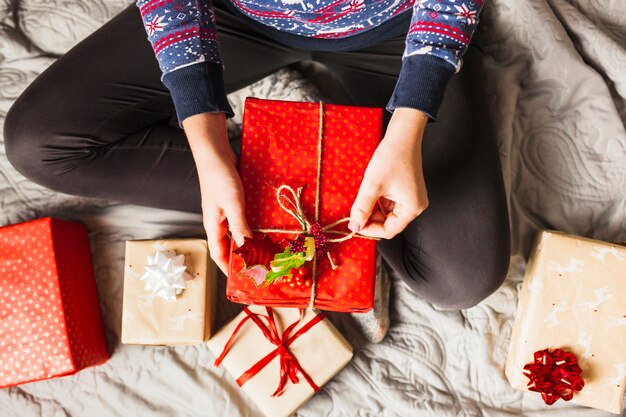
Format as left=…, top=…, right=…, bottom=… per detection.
left=183, top=112, right=252, bottom=274
left=348, top=108, right=429, bottom=239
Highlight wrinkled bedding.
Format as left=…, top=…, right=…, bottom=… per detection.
left=1, top=0, right=625, bottom=416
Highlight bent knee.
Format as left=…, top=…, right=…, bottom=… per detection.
left=404, top=241, right=511, bottom=310
left=4, top=107, right=77, bottom=191
left=439, top=266, right=508, bottom=310
left=5, top=105, right=45, bottom=182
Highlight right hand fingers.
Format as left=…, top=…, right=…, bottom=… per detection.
left=204, top=195, right=252, bottom=275
left=204, top=210, right=230, bottom=275
left=223, top=198, right=253, bottom=248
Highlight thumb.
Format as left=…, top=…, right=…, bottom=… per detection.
left=349, top=182, right=380, bottom=233
left=224, top=200, right=253, bottom=247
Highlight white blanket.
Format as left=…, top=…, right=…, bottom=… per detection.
left=0, top=0, right=624, bottom=416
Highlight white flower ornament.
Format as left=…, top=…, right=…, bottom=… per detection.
left=140, top=250, right=193, bottom=301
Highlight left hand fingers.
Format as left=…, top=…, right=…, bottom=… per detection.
left=359, top=202, right=427, bottom=239
left=358, top=213, right=405, bottom=239
left=378, top=197, right=394, bottom=216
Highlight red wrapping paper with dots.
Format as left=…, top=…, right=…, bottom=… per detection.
left=0, top=218, right=109, bottom=388
left=226, top=98, right=382, bottom=312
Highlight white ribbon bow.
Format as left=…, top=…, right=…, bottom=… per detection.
left=139, top=250, right=193, bottom=301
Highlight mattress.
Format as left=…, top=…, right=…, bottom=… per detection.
left=1, top=0, right=625, bottom=416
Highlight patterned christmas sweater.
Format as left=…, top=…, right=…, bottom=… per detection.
left=135, top=0, right=483, bottom=128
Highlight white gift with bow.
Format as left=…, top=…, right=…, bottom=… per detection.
left=139, top=250, right=193, bottom=301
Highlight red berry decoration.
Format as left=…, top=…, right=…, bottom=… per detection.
left=310, top=222, right=329, bottom=259
left=297, top=267, right=307, bottom=277
left=288, top=235, right=306, bottom=253
left=523, top=348, right=584, bottom=405
left=315, top=244, right=329, bottom=259
left=310, top=222, right=323, bottom=237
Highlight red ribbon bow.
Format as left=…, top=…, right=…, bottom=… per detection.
left=214, top=306, right=325, bottom=397
left=523, top=348, right=585, bottom=405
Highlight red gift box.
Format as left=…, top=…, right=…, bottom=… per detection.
left=0, top=217, right=109, bottom=388
left=226, top=98, right=382, bottom=312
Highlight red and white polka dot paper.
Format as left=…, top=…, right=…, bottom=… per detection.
left=226, top=98, right=381, bottom=312
left=0, top=218, right=108, bottom=388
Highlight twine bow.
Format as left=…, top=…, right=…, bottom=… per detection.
left=214, top=306, right=325, bottom=397
left=256, top=184, right=360, bottom=266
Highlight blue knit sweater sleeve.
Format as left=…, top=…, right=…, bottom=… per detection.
left=135, top=0, right=234, bottom=128
left=135, top=0, right=483, bottom=127
left=387, top=0, right=484, bottom=120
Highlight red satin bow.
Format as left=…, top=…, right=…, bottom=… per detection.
left=214, top=306, right=325, bottom=397
left=523, top=348, right=585, bottom=405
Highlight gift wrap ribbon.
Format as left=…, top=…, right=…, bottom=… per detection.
left=139, top=249, right=192, bottom=301
left=523, top=348, right=585, bottom=405
left=214, top=306, right=326, bottom=397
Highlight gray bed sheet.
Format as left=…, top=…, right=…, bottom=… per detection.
left=0, top=0, right=625, bottom=416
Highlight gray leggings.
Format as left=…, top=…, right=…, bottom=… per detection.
left=3, top=2, right=510, bottom=310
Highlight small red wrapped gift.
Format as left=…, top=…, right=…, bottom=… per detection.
left=226, top=98, right=382, bottom=312
left=0, top=218, right=108, bottom=388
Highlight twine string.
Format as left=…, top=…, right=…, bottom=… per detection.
left=315, top=101, right=323, bottom=222
left=309, top=102, right=324, bottom=309
left=276, top=185, right=309, bottom=231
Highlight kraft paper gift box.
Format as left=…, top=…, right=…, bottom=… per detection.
left=226, top=98, right=381, bottom=313
left=207, top=306, right=353, bottom=417
left=0, top=218, right=108, bottom=388
left=505, top=230, right=626, bottom=414
left=121, top=239, right=216, bottom=345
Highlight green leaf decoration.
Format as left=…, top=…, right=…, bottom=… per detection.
left=264, top=247, right=307, bottom=285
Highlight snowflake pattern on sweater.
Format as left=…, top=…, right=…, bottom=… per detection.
left=407, top=0, right=483, bottom=71
left=136, top=0, right=222, bottom=77
left=136, top=0, right=482, bottom=77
